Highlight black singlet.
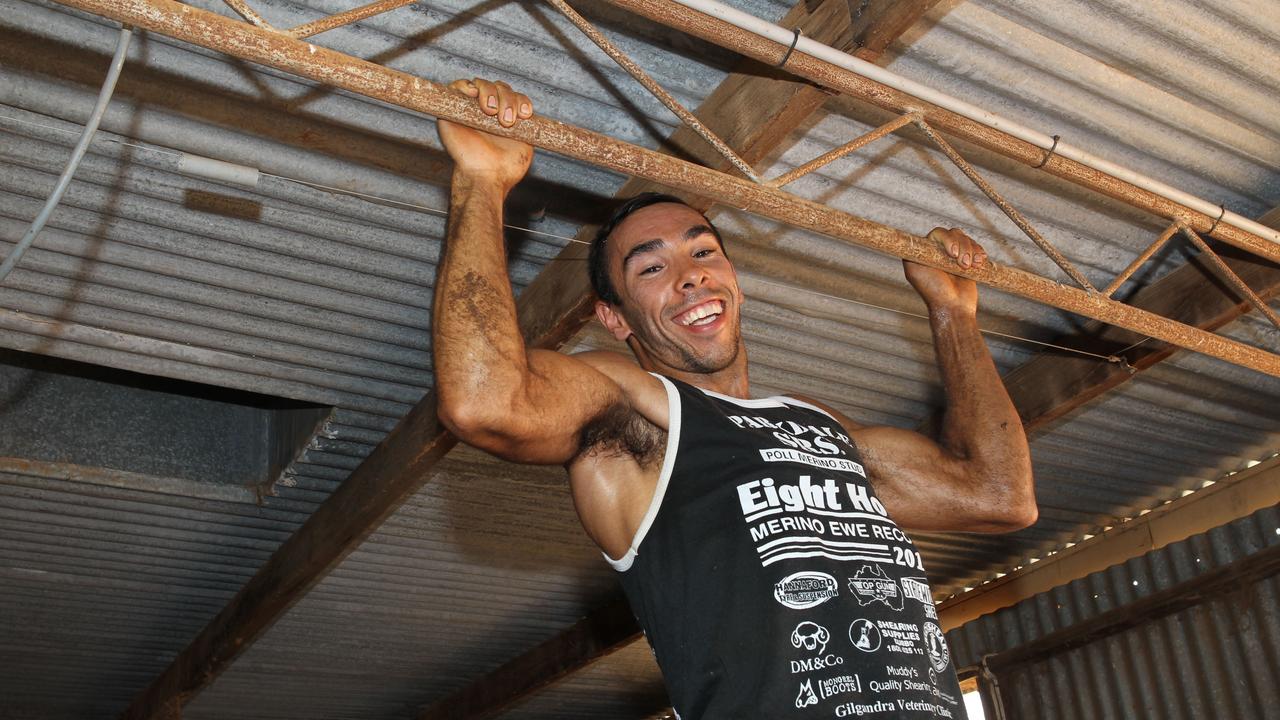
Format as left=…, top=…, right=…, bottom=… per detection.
left=607, top=375, right=967, bottom=720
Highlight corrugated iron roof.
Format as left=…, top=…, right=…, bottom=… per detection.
left=1, top=0, right=1277, bottom=716
left=947, top=504, right=1280, bottom=719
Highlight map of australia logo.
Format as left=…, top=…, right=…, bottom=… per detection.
left=847, top=564, right=903, bottom=610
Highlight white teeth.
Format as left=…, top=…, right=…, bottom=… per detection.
left=678, top=300, right=723, bottom=326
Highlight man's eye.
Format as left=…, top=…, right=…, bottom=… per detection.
left=640, top=264, right=663, bottom=275
left=694, top=248, right=716, bottom=258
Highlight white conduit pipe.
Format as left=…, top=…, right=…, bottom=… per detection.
left=0, top=25, right=133, bottom=283
left=670, top=0, right=1280, bottom=248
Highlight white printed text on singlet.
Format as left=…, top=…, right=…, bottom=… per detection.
left=722, top=403, right=963, bottom=718
left=736, top=474, right=928, bottom=569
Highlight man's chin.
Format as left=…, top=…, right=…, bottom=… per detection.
left=677, top=339, right=740, bottom=375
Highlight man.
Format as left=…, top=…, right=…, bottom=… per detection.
left=434, top=78, right=1035, bottom=719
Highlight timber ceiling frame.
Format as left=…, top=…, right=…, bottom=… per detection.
left=18, top=0, right=1272, bottom=716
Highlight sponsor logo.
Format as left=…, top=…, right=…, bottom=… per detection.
left=818, top=674, right=862, bottom=699
left=759, top=447, right=866, bottom=475
left=791, top=654, right=845, bottom=674
left=848, top=618, right=881, bottom=653
left=901, top=577, right=938, bottom=619
left=774, top=571, right=839, bottom=609
left=796, top=679, right=818, bottom=708
left=790, top=621, right=831, bottom=653
left=848, top=564, right=903, bottom=610
left=877, top=620, right=922, bottom=656
left=923, top=622, right=950, bottom=672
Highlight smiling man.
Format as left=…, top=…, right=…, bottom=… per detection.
left=434, top=78, right=1036, bottom=720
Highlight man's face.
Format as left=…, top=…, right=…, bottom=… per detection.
left=595, top=203, right=745, bottom=375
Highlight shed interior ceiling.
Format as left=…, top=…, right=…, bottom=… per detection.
left=0, top=0, right=1277, bottom=717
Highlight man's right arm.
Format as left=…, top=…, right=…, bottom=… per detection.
left=432, top=79, right=623, bottom=464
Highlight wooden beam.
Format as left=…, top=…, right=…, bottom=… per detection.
left=416, top=596, right=638, bottom=720
left=983, top=537, right=1280, bottom=671
left=938, top=453, right=1280, bottom=632
left=846, top=0, right=942, bottom=59
left=1005, top=207, right=1280, bottom=435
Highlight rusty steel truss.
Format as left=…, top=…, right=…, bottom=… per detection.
left=44, top=0, right=1280, bottom=380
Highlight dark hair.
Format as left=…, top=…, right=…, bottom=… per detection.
left=589, top=192, right=723, bottom=306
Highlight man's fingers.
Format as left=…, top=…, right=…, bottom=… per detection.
left=451, top=78, right=534, bottom=125
left=472, top=78, right=500, bottom=116
left=493, top=81, right=523, bottom=127
left=449, top=78, right=479, bottom=97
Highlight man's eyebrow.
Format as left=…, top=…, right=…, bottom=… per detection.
left=684, top=224, right=716, bottom=242
left=622, top=238, right=667, bottom=269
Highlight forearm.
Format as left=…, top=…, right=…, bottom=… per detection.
left=433, top=171, right=530, bottom=423
left=929, top=304, right=1033, bottom=510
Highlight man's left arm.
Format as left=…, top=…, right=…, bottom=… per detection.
left=845, top=228, right=1036, bottom=533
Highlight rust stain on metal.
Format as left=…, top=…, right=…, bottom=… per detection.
left=286, top=0, right=417, bottom=38
left=1103, top=223, right=1179, bottom=297
left=767, top=111, right=917, bottom=188
left=1180, top=226, right=1280, bottom=330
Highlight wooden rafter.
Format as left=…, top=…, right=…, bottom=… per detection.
left=937, top=454, right=1280, bottom=631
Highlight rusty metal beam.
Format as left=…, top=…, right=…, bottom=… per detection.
left=1103, top=223, right=1179, bottom=297
left=1180, top=225, right=1280, bottom=329
left=604, top=0, right=1280, bottom=269
left=913, top=118, right=1097, bottom=292
left=286, top=0, right=417, bottom=38
left=1001, top=208, right=1280, bottom=436
left=546, top=0, right=761, bottom=182
left=766, top=111, right=917, bottom=188
left=52, top=0, right=1280, bottom=379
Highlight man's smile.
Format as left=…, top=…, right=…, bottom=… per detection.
left=673, top=299, right=725, bottom=327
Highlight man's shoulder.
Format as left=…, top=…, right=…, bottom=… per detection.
left=567, top=349, right=669, bottom=429
left=571, top=349, right=641, bottom=374
left=784, top=393, right=863, bottom=432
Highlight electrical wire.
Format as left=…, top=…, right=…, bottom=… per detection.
left=0, top=25, right=133, bottom=284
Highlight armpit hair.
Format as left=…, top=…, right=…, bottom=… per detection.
left=578, top=402, right=666, bottom=468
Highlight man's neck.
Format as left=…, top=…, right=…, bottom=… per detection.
left=672, top=365, right=750, bottom=398
left=632, top=345, right=751, bottom=398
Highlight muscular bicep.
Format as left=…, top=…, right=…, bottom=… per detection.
left=442, top=348, right=624, bottom=465
left=852, top=425, right=1027, bottom=532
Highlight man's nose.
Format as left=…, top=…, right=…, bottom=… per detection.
left=676, top=260, right=708, bottom=290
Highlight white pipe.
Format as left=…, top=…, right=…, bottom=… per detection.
left=0, top=26, right=133, bottom=283
left=670, top=0, right=1280, bottom=247
left=178, top=153, right=260, bottom=187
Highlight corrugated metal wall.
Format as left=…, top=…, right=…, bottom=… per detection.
left=947, top=504, right=1280, bottom=720
left=1, top=0, right=1278, bottom=716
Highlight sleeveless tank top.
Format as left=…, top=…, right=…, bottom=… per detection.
left=607, top=375, right=967, bottom=720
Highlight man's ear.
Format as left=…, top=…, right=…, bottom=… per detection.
left=595, top=300, right=632, bottom=342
